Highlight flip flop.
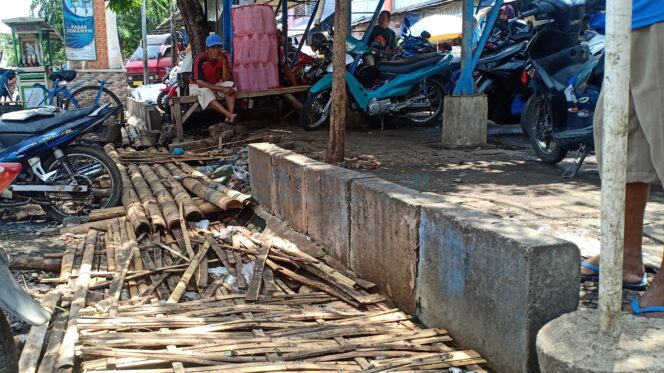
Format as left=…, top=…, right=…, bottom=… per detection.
left=631, top=298, right=664, bottom=316
left=580, top=261, right=648, bottom=291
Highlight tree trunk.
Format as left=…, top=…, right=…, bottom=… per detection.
left=326, top=0, right=349, bottom=164
left=177, top=0, right=208, bottom=56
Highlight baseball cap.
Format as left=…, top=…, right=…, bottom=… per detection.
left=206, top=34, right=224, bottom=48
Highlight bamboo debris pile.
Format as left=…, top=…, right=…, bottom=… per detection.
left=99, top=144, right=252, bottom=235
left=19, top=145, right=486, bottom=372
left=25, top=220, right=486, bottom=372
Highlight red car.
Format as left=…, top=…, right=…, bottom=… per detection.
left=125, top=34, right=183, bottom=86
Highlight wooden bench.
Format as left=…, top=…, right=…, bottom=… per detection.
left=169, top=85, right=311, bottom=142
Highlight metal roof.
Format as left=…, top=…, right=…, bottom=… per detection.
left=1, top=17, right=62, bottom=39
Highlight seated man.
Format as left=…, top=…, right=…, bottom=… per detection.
left=189, top=34, right=237, bottom=123
left=369, top=11, right=397, bottom=54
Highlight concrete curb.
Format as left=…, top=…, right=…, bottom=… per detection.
left=248, top=143, right=581, bottom=373
left=417, top=202, right=579, bottom=372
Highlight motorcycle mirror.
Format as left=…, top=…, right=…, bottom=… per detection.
left=403, top=18, right=411, bottom=28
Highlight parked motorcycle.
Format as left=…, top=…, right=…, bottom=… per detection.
left=301, top=22, right=452, bottom=130
left=0, top=104, right=123, bottom=221
left=475, top=20, right=532, bottom=124
left=0, top=163, right=51, bottom=372
left=520, top=0, right=604, bottom=177
left=157, top=67, right=179, bottom=115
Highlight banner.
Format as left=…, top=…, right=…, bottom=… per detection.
left=62, top=0, right=97, bottom=60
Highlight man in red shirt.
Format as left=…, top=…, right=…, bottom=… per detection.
left=190, top=34, right=237, bottom=123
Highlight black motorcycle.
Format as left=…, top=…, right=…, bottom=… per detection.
left=520, top=0, right=604, bottom=177
left=475, top=19, right=532, bottom=124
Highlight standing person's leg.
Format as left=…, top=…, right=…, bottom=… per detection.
left=629, top=21, right=664, bottom=316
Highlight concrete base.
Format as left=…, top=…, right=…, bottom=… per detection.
left=442, top=95, right=488, bottom=146
left=537, top=309, right=664, bottom=373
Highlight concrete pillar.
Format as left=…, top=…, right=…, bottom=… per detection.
left=442, top=95, right=487, bottom=146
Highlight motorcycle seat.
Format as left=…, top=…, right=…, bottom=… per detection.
left=477, top=42, right=526, bottom=67
left=0, top=107, right=93, bottom=135
left=377, top=53, right=442, bottom=74
left=49, top=70, right=77, bottom=83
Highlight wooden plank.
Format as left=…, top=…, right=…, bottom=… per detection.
left=246, top=245, right=270, bottom=302
left=17, top=291, right=61, bottom=373
left=167, top=241, right=211, bottom=303
left=173, top=98, right=184, bottom=142
left=181, top=102, right=200, bottom=124
left=283, top=93, right=304, bottom=111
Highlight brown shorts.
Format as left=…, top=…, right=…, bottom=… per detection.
left=594, top=22, right=664, bottom=185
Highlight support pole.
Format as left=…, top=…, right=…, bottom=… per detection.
left=598, top=0, right=632, bottom=338
left=326, top=0, right=349, bottom=163
left=281, top=0, right=288, bottom=61
left=454, top=0, right=475, bottom=96
left=291, top=0, right=322, bottom=68
left=141, top=0, right=149, bottom=85
left=170, top=0, right=177, bottom=67
left=223, top=0, right=232, bottom=56
left=471, top=0, right=503, bottom=68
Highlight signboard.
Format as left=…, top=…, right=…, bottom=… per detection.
left=62, top=0, right=97, bottom=60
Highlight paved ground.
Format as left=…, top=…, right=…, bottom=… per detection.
left=248, top=120, right=663, bottom=271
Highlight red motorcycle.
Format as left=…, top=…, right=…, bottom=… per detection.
left=157, top=67, right=179, bottom=115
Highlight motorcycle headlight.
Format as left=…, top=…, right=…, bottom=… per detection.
left=127, top=76, right=133, bottom=81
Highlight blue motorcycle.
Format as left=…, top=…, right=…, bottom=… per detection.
left=300, top=36, right=453, bottom=130
left=0, top=104, right=122, bottom=221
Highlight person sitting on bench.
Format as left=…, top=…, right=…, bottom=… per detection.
left=189, top=34, right=237, bottom=123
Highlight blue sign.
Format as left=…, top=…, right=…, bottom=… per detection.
left=62, top=0, right=97, bottom=60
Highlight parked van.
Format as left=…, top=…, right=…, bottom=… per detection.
left=125, top=34, right=183, bottom=86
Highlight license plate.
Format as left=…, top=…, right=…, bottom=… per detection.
left=132, top=81, right=143, bottom=86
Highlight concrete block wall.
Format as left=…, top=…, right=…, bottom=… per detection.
left=73, top=70, right=128, bottom=108
left=248, top=143, right=580, bottom=373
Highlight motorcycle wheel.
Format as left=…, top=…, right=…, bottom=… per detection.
left=403, top=79, right=445, bottom=127
left=523, top=94, right=568, bottom=164
left=0, top=310, right=17, bottom=373
left=300, top=90, right=332, bottom=131
left=41, top=146, right=122, bottom=222
left=157, top=91, right=168, bottom=112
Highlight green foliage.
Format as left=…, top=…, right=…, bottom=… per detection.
left=0, top=33, right=17, bottom=66
left=30, top=0, right=173, bottom=63
left=112, top=0, right=172, bottom=58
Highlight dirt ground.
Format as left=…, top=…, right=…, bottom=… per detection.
left=247, top=119, right=663, bottom=272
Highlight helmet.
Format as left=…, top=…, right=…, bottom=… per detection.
left=309, top=32, right=328, bottom=51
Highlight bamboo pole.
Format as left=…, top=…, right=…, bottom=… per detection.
left=127, top=163, right=167, bottom=232
left=152, top=163, right=204, bottom=221
left=126, top=220, right=149, bottom=295
left=104, top=144, right=150, bottom=236
left=177, top=162, right=252, bottom=205
left=598, top=0, right=632, bottom=338
left=164, top=163, right=242, bottom=210
left=139, top=163, right=181, bottom=229
left=88, top=206, right=126, bottom=222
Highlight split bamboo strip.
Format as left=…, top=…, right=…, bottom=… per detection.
left=17, top=291, right=61, bottom=373
left=167, top=241, right=211, bottom=303
left=55, top=229, right=97, bottom=371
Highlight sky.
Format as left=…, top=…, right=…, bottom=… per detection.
left=0, top=0, right=35, bottom=34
